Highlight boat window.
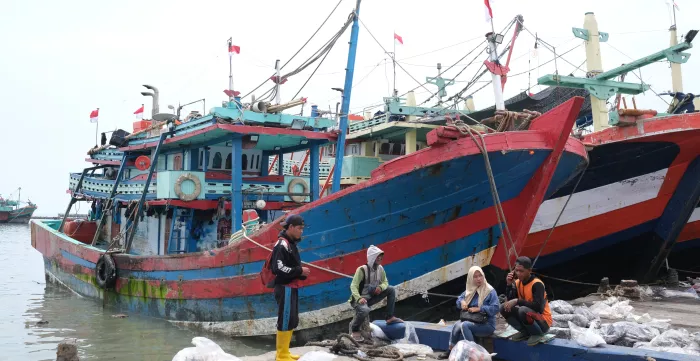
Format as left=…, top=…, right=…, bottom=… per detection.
left=213, top=152, right=222, bottom=169
left=199, top=151, right=203, bottom=166
left=380, top=143, right=391, bottom=154
left=173, top=155, right=182, bottom=171
left=225, top=153, right=232, bottom=170
left=242, top=154, right=248, bottom=170
left=391, top=144, right=403, bottom=156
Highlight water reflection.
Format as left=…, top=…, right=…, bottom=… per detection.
left=1, top=223, right=272, bottom=360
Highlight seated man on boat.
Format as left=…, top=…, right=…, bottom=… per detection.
left=500, top=256, right=553, bottom=346
left=348, top=245, right=403, bottom=342
left=271, top=214, right=311, bottom=361
left=438, top=266, right=499, bottom=359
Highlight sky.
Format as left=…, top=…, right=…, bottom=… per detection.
left=1, top=0, right=698, bottom=216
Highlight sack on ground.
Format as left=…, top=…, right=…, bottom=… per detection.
left=172, top=337, right=241, bottom=361
left=568, top=322, right=606, bottom=348
left=448, top=340, right=493, bottom=361
left=550, top=300, right=575, bottom=314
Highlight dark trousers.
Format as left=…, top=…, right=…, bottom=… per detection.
left=274, top=285, right=299, bottom=331
left=351, top=286, right=396, bottom=332
left=499, top=304, right=549, bottom=336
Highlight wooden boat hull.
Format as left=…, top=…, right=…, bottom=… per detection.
left=31, top=99, right=588, bottom=336
left=522, top=112, right=700, bottom=288
left=0, top=205, right=37, bottom=223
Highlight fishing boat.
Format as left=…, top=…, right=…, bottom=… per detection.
left=469, top=13, right=700, bottom=289
left=0, top=188, right=37, bottom=224
left=29, top=0, right=588, bottom=338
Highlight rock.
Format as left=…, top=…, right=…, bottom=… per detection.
left=36, top=320, right=49, bottom=325
left=598, top=277, right=612, bottom=294
left=56, top=338, right=79, bottom=361
left=111, top=314, right=128, bottom=318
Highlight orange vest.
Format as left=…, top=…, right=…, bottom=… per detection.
left=515, top=277, right=553, bottom=326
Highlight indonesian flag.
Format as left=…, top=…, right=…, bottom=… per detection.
left=228, top=38, right=240, bottom=56
left=89, top=108, right=99, bottom=123
left=134, top=105, right=144, bottom=119
left=394, top=33, right=403, bottom=45
left=484, top=0, right=494, bottom=22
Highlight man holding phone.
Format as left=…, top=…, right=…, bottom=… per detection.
left=271, top=215, right=311, bottom=361
left=500, top=256, right=553, bottom=346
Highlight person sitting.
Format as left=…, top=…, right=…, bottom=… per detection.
left=500, top=256, right=553, bottom=346
left=438, top=266, right=499, bottom=359
left=349, top=245, right=403, bottom=342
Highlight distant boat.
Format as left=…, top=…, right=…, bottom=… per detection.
left=0, top=188, right=37, bottom=224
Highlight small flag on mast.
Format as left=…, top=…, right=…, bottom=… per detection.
left=228, top=38, right=240, bottom=56
left=484, top=0, right=494, bottom=23
left=89, top=109, right=99, bottom=123
left=134, top=105, right=144, bottom=119
left=394, top=33, right=403, bottom=45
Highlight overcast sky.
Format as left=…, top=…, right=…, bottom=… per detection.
left=1, top=0, right=698, bottom=216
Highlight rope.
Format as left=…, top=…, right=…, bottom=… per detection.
left=674, top=268, right=700, bottom=275
left=531, top=163, right=589, bottom=269
left=239, top=227, right=459, bottom=299
left=448, top=120, right=518, bottom=270
left=307, top=334, right=408, bottom=361
left=240, top=0, right=346, bottom=100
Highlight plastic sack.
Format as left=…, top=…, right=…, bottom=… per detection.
left=574, top=306, right=599, bottom=323
left=625, top=313, right=653, bottom=324
left=448, top=340, right=493, bottom=361
left=550, top=300, right=575, bottom=314
left=568, top=322, right=606, bottom=347
left=392, top=322, right=419, bottom=344
left=172, top=337, right=241, bottom=361
left=547, top=327, right=571, bottom=339
left=612, top=322, right=660, bottom=344
left=646, top=319, right=672, bottom=332
left=391, top=343, right=433, bottom=356
left=650, top=329, right=693, bottom=348
left=609, top=300, right=634, bottom=319
left=552, top=314, right=588, bottom=328
left=298, top=351, right=338, bottom=361
left=599, top=323, right=625, bottom=344
left=634, top=343, right=700, bottom=356
left=660, top=288, right=700, bottom=299
left=369, top=323, right=389, bottom=340
left=589, top=302, right=613, bottom=318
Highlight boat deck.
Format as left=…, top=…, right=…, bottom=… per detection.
left=571, top=294, right=700, bottom=333
left=410, top=293, right=700, bottom=361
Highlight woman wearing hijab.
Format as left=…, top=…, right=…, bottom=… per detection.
left=438, top=266, right=500, bottom=359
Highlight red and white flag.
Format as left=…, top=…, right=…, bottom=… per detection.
left=484, top=0, right=494, bottom=23
left=394, top=32, right=403, bottom=45
left=228, top=38, right=240, bottom=57
left=89, top=108, right=99, bottom=123
left=134, top=105, right=144, bottom=119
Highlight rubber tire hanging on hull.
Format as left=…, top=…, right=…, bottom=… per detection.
left=95, top=253, right=117, bottom=289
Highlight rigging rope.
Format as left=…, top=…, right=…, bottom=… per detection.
left=240, top=0, right=348, bottom=100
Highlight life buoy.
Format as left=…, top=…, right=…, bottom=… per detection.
left=95, top=253, right=117, bottom=289
left=287, top=178, right=309, bottom=203
left=135, top=156, right=151, bottom=171
left=174, top=173, right=202, bottom=202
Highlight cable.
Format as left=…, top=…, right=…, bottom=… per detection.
left=604, top=42, right=670, bottom=106
left=397, top=35, right=484, bottom=61
left=290, top=39, right=336, bottom=100
left=507, top=43, right=583, bottom=77
left=240, top=0, right=346, bottom=100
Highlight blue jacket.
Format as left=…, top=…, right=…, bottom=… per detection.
left=456, top=288, right=500, bottom=329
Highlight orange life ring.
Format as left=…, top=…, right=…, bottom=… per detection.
left=135, top=156, right=151, bottom=171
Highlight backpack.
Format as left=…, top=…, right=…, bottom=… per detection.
left=259, top=238, right=302, bottom=289
left=260, top=251, right=276, bottom=289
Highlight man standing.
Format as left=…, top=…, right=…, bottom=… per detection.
left=500, top=256, right=553, bottom=346
left=271, top=214, right=310, bottom=361
left=349, top=245, right=403, bottom=342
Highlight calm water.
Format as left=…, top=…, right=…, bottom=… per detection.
left=0, top=223, right=271, bottom=360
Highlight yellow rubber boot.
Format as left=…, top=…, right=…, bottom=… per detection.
left=289, top=330, right=300, bottom=360
left=276, top=330, right=295, bottom=361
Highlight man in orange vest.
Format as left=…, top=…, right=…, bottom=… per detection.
left=500, top=256, right=553, bottom=346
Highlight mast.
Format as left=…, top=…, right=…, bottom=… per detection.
left=582, top=12, right=610, bottom=131
left=228, top=37, right=234, bottom=104
left=486, top=32, right=506, bottom=110
left=331, top=0, right=362, bottom=193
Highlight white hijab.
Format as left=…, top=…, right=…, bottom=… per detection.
left=464, top=266, right=493, bottom=308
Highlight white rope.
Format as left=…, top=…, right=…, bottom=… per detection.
left=239, top=226, right=458, bottom=299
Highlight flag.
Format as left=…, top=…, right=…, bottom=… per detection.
left=134, top=105, right=144, bottom=119
left=484, top=0, right=494, bottom=22
left=90, top=108, right=99, bottom=123
left=228, top=38, right=240, bottom=56
left=394, top=33, right=403, bottom=45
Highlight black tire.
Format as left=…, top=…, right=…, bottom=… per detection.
left=95, top=254, right=117, bottom=289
